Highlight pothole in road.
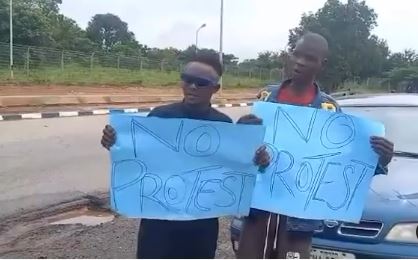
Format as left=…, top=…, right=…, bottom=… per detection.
left=48, top=207, right=115, bottom=227
left=0, top=196, right=115, bottom=251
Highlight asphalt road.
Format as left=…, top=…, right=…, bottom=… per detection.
left=0, top=107, right=250, bottom=218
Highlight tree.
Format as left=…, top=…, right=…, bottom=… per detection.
left=385, top=66, right=418, bottom=88
left=111, top=41, right=149, bottom=56
left=177, top=45, right=238, bottom=66
left=86, top=13, right=136, bottom=51
left=223, top=53, right=239, bottom=66
left=239, top=51, right=286, bottom=70
left=358, top=36, right=390, bottom=78
left=288, top=0, right=388, bottom=90
left=0, top=0, right=55, bottom=46
left=388, top=49, right=418, bottom=69
left=255, top=51, right=284, bottom=69
left=0, top=0, right=93, bottom=49
left=32, top=0, right=62, bottom=16
left=51, top=14, right=95, bottom=52
left=146, top=47, right=182, bottom=70
left=176, top=45, right=196, bottom=62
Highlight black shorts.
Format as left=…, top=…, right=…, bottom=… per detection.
left=136, top=218, right=219, bottom=259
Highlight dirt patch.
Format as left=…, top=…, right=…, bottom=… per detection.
left=0, top=196, right=235, bottom=259
left=0, top=85, right=258, bottom=97
left=0, top=216, right=235, bottom=259
left=0, top=85, right=179, bottom=96
left=0, top=85, right=258, bottom=114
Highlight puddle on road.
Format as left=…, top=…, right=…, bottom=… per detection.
left=48, top=207, right=115, bottom=226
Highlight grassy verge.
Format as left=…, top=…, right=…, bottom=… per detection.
left=0, top=66, right=271, bottom=88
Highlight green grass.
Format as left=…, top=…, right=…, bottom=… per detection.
left=0, top=66, right=270, bottom=88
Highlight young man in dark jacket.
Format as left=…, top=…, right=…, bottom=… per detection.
left=101, top=53, right=270, bottom=259
left=237, top=32, right=394, bottom=259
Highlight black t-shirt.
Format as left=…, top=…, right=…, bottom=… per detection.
left=137, top=102, right=232, bottom=259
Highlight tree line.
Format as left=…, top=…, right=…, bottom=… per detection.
left=0, top=0, right=417, bottom=89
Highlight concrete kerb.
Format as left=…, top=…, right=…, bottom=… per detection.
left=0, top=94, right=255, bottom=108
left=0, top=102, right=254, bottom=121
left=0, top=95, right=182, bottom=107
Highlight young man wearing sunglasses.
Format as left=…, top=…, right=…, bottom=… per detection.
left=101, top=53, right=270, bottom=259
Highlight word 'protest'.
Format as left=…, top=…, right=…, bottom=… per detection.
left=251, top=102, right=385, bottom=223
left=109, top=113, right=265, bottom=220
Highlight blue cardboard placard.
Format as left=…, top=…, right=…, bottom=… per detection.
left=251, top=102, right=385, bottom=223
left=109, top=113, right=266, bottom=220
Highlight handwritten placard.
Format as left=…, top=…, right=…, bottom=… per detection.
left=109, top=113, right=266, bottom=220
left=251, top=102, right=385, bottom=223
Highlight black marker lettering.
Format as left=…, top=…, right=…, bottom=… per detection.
left=303, top=152, right=341, bottom=210
left=271, top=150, right=295, bottom=197
left=216, top=176, right=237, bottom=208
left=320, top=114, right=355, bottom=149
left=295, top=162, right=314, bottom=193
left=194, top=179, right=221, bottom=211
left=163, top=175, right=187, bottom=206
left=131, top=119, right=184, bottom=157
left=222, top=171, right=257, bottom=213
left=111, top=160, right=146, bottom=211
left=183, top=125, right=221, bottom=157
left=236, top=173, right=257, bottom=213
left=273, top=107, right=318, bottom=144
left=139, top=173, right=169, bottom=211
left=185, top=166, right=222, bottom=212
left=345, top=160, right=375, bottom=209
left=311, top=162, right=352, bottom=210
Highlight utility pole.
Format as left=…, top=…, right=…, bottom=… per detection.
left=219, top=0, right=224, bottom=95
left=9, top=0, right=14, bottom=79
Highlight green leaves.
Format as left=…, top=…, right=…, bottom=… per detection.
left=288, top=0, right=386, bottom=90
left=0, top=0, right=84, bottom=48
left=385, top=66, right=418, bottom=86
left=86, top=14, right=136, bottom=52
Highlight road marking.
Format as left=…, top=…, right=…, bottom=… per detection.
left=224, top=104, right=233, bottom=108
left=93, top=109, right=110, bottom=115
left=123, top=108, right=139, bottom=113
left=212, top=104, right=220, bottom=108
left=0, top=115, right=3, bottom=121
left=59, top=111, right=79, bottom=117
left=42, top=112, right=60, bottom=118
left=240, top=103, right=248, bottom=107
left=22, top=113, right=42, bottom=119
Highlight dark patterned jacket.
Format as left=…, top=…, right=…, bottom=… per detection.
left=257, top=79, right=386, bottom=232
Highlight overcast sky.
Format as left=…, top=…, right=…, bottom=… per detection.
left=60, top=0, right=417, bottom=60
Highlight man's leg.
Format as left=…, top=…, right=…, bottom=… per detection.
left=275, top=216, right=313, bottom=259
left=136, top=219, right=172, bottom=259
left=237, top=209, right=272, bottom=259
left=180, top=219, right=219, bottom=259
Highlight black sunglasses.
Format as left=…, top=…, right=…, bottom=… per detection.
left=180, top=73, right=218, bottom=87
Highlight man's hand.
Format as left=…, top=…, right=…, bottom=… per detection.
left=101, top=125, right=116, bottom=150
left=237, top=115, right=269, bottom=168
left=237, top=114, right=263, bottom=125
left=254, top=145, right=270, bottom=168
left=370, top=136, right=394, bottom=166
